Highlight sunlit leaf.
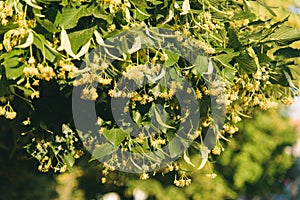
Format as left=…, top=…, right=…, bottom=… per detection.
left=103, top=128, right=129, bottom=146
left=92, top=143, right=117, bottom=160
left=60, top=6, right=94, bottom=29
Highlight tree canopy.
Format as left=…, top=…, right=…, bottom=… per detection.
left=0, top=0, right=300, bottom=187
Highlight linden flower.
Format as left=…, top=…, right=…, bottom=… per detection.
left=174, top=177, right=192, bottom=187
left=38, top=65, right=56, bottom=81
left=140, top=172, right=149, bottom=180
left=23, top=66, right=39, bottom=77
left=206, top=173, right=217, bottom=179
left=101, top=177, right=107, bottom=183
left=60, top=165, right=67, bottom=173
left=81, top=87, right=98, bottom=101
left=231, top=114, right=241, bottom=124
left=32, top=80, right=40, bottom=86
left=0, top=106, right=5, bottom=115
left=61, top=64, right=73, bottom=71
left=104, top=0, right=122, bottom=6
left=195, top=89, right=202, bottom=99
left=28, top=56, right=36, bottom=64
left=31, top=91, right=40, bottom=99
left=212, top=146, right=221, bottom=155
left=24, top=82, right=31, bottom=88
left=0, top=1, right=4, bottom=10
left=123, top=64, right=147, bottom=81
left=5, top=111, right=17, bottom=120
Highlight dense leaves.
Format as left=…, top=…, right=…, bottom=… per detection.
left=0, top=0, right=299, bottom=186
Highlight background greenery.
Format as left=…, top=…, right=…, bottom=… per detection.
left=0, top=108, right=298, bottom=199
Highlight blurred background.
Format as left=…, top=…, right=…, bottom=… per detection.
left=1, top=0, right=300, bottom=199
left=1, top=101, right=300, bottom=200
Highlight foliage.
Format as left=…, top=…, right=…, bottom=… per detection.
left=0, top=0, right=300, bottom=186
left=1, top=108, right=295, bottom=199
left=217, top=109, right=297, bottom=198
left=121, top=109, right=297, bottom=199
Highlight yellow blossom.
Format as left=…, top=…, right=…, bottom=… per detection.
left=5, top=111, right=17, bottom=120
left=0, top=106, right=5, bottom=115
left=31, top=91, right=40, bottom=99
left=32, top=80, right=40, bottom=86
left=140, top=172, right=149, bottom=180
left=104, top=0, right=122, bottom=6
left=23, top=66, right=39, bottom=77
left=212, top=146, right=221, bottom=155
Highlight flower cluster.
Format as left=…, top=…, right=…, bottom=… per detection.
left=81, top=87, right=98, bottom=101
left=0, top=102, right=17, bottom=120
left=151, top=137, right=166, bottom=149
left=104, top=0, right=122, bottom=13
left=122, top=64, right=147, bottom=81
left=23, top=59, right=56, bottom=81
left=57, top=61, right=78, bottom=79
left=26, top=124, right=82, bottom=173
left=174, top=173, right=192, bottom=187
left=206, top=173, right=217, bottom=179
left=0, top=1, right=13, bottom=26
left=73, top=73, right=112, bottom=86
left=2, top=27, right=27, bottom=51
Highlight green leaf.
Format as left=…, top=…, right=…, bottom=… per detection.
left=287, top=65, right=300, bottom=80
left=274, top=47, right=300, bottom=59
left=213, top=52, right=238, bottom=69
left=1, top=50, right=25, bottom=80
left=62, top=153, right=75, bottom=169
left=53, top=9, right=62, bottom=27
left=60, top=6, right=94, bottom=29
left=222, top=68, right=236, bottom=83
left=168, top=136, right=189, bottom=158
left=60, top=0, right=68, bottom=6
left=151, top=103, right=175, bottom=129
left=103, top=128, right=129, bottom=146
left=228, top=28, right=242, bottom=50
left=13, top=85, right=34, bottom=97
left=36, top=17, right=59, bottom=33
left=232, top=11, right=256, bottom=20
left=0, top=49, right=24, bottom=60
left=4, top=62, right=25, bottom=80
left=242, top=19, right=285, bottom=44
left=131, top=0, right=151, bottom=9
left=163, top=50, right=180, bottom=67
left=269, top=68, right=289, bottom=86
left=68, top=27, right=96, bottom=53
left=93, top=6, right=113, bottom=24
left=133, top=6, right=151, bottom=21
left=33, top=32, right=57, bottom=62
left=261, top=26, right=300, bottom=43
left=256, top=0, right=277, bottom=16
left=192, top=55, right=208, bottom=76
left=236, top=52, right=258, bottom=74
left=0, top=24, right=18, bottom=34
left=257, top=50, right=272, bottom=63
left=147, top=0, right=163, bottom=5
left=92, top=143, right=117, bottom=159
